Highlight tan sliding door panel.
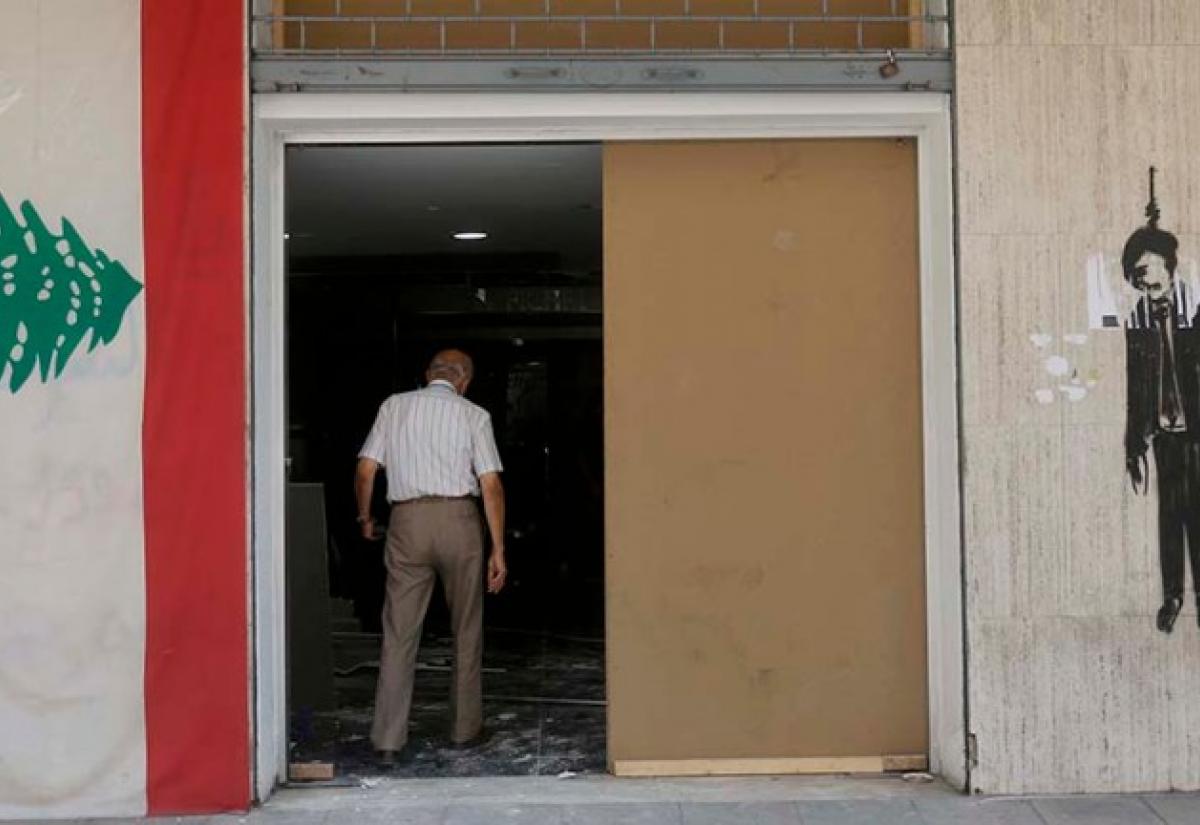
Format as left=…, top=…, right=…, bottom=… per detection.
left=604, top=139, right=927, bottom=766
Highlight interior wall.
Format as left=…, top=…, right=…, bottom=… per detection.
left=604, top=139, right=926, bottom=766
left=956, top=0, right=1200, bottom=794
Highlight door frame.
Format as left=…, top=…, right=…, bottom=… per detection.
left=249, top=92, right=963, bottom=800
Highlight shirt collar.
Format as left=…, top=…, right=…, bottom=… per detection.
left=428, top=379, right=458, bottom=395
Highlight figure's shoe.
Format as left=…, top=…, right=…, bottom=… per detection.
left=1157, top=597, right=1183, bottom=633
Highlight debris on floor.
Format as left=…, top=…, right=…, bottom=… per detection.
left=289, top=629, right=607, bottom=780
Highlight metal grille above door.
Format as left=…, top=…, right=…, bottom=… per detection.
left=250, top=0, right=952, bottom=92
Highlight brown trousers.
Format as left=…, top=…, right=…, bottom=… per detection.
left=371, top=498, right=484, bottom=751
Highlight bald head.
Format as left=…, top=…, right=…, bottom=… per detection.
left=427, top=349, right=474, bottom=394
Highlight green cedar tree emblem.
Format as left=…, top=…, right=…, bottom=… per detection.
left=0, top=192, right=143, bottom=393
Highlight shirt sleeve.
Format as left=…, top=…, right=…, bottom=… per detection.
left=359, top=399, right=389, bottom=465
left=471, top=412, right=503, bottom=476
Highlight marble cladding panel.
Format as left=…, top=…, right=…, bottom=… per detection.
left=957, top=0, right=1200, bottom=47
left=957, top=47, right=1200, bottom=238
left=957, top=0, right=1200, bottom=795
left=969, top=616, right=1200, bottom=794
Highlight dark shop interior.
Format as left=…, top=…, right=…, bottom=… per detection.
left=283, top=143, right=605, bottom=780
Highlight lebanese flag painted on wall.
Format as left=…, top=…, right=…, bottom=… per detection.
left=0, top=0, right=248, bottom=818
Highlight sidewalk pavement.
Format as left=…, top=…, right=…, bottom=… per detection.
left=25, top=774, right=1200, bottom=824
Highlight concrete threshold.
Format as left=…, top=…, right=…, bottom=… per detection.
left=265, top=772, right=960, bottom=812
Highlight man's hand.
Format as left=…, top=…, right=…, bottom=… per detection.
left=359, top=517, right=376, bottom=541
left=487, top=550, right=507, bottom=594
left=479, top=472, right=506, bottom=593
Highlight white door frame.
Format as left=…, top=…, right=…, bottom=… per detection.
left=249, top=92, right=964, bottom=800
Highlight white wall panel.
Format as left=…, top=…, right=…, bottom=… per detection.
left=0, top=1, right=146, bottom=816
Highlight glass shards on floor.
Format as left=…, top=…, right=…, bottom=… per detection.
left=289, top=628, right=606, bottom=781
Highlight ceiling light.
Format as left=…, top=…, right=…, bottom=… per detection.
left=453, top=231, right=488, bottom=241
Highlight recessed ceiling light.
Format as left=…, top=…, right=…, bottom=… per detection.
left=453, top=231, right=488, bottom=241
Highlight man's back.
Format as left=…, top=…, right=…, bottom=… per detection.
left=360, top=382, right=502, bottom=501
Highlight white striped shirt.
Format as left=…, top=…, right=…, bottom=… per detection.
left=359, top=381, right=504, bottom=501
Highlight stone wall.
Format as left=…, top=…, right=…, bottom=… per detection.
left=956, top=0, right=1200, bottom=795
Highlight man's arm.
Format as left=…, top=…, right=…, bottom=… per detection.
left=480, top=471, right=506, bottom=594
left=355, top=457, right=381, bottom=539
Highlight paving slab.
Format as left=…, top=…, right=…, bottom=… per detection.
left=322, top=807, right=446, bottom=824
left=1144, top=793, right=1200, bottom=825
left=914, top=797, right=1046, bottom=825
left=1033, top=796, right=1162, bottom=825
left=794, top=799, right=924, bottom=825
left=563, top=802, right=683, bottom=824
left=444, top=803, right=566, bottom=825
left=681, top=801, right=801, bottom=825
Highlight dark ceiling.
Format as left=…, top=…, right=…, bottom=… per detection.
left=285, top=143, right=602, bottom=283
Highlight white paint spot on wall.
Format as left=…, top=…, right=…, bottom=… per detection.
left=1059, top=385, right=1087, bottom=402
left=1044, top=355, right=1071, bottom=377
left=772, top=229, right=798, bottom=252
left=1030, top=333, right=1052, bottom=348
left=1034, top=388, right=1055, bottom=405
left=0, top=71, right=21, bottom=117
left=1063, top=333, right=1088, bottom=345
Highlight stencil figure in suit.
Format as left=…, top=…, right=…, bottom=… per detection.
left=1124, top=168, right=1200, bottom=633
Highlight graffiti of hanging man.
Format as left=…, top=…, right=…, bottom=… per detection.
left=1124, top=167, right=1200, bottom=634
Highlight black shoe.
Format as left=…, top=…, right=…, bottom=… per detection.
left=447, top=727, right=490, bottom=751
left=376, top=746, right=409, bottom=767
left=1157, top=597, right=1183, bottom=633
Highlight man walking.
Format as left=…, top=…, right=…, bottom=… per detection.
left=355, top=349, right=506, bottom=762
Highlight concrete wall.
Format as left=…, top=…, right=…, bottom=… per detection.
left=956, top=0, right=1200, bottom=795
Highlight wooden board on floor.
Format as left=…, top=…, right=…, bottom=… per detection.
left=613, top=755, right=929, bottom=778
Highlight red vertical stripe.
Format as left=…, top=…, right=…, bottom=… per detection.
left=141, top=0, right=250, bottom=813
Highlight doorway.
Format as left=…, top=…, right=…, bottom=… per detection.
left=251, top=93, right=964, bottom=797
left=283, top=143, right=605, bottom=779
